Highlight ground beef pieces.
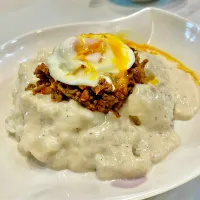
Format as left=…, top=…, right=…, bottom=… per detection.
left=26, top=53, right=148, bottom=117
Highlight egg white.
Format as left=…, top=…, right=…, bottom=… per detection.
left=46, top=35, right=135, bottom=87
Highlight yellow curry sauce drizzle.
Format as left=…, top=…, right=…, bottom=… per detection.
left=69, top=33, right=133, bottom=82
left=125, top=40, right=200, bottom=86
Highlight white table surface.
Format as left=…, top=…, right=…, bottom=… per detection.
left=1, top=0, right=200, bottom=199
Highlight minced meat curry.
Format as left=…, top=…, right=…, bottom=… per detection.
left=26, top=52, right=148, bottom=117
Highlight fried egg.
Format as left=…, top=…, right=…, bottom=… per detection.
left=46, top=33, right=135, bottom=87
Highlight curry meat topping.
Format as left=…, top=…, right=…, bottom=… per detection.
left=25, top=53, right=148, bottom=117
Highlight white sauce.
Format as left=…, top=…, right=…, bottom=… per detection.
left=5, top=50, right=199, bottom=180
left=139, top=52, right=200, bottom=120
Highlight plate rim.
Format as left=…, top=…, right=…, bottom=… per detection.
left=1, top=7, right=200, bottom=200
left=1, top=7, right=200, bottom=49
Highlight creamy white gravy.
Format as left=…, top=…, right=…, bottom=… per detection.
left=5, top=50, right=199, bottom=180
left=139, top=52, right=200, bottom=120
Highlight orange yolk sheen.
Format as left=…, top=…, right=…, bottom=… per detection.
left=125, top=40, right=200, bottom=86
left=70, top=33, right=200, bottom=86
left=73, top=34, right=131, bottom=80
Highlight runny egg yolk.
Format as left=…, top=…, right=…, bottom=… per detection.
left=74, top=38, right=106, bottom=59
left=78, top=33, right=131, bottom=72
left=46, top=34, right=135, bottom=87
left=73, top=36, right=106, bottom=80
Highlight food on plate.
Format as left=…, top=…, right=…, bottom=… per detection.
left=5, top=33, right=200, bottom=180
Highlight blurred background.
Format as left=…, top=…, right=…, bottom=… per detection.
left=89, top=0, right=200, bottom=15
left=2, top=0, right=200, bottom=45
left=90, top=0, right=188, bottom=14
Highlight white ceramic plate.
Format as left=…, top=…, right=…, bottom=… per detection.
left=0, top=7, right=200, bottom=200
